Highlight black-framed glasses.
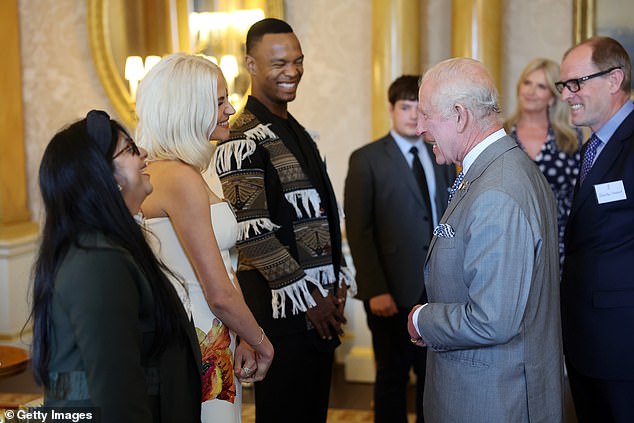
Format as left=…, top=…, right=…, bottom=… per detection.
left=112, top=135, right=140, bottom=159
left=555, top=66, right=622, bottom=93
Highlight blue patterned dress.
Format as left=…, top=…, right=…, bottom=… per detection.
left=510, top=126, right=582, bottom=272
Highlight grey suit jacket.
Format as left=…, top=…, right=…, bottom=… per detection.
left=344, top=134, right=454, bottom=307
left=417, top=136, right=564, bottom=422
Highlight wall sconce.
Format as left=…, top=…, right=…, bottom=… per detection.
left=124, top=55, right=162, bottom=101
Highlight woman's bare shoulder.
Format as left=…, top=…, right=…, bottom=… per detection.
left=142, top=160, right=208, bottom=218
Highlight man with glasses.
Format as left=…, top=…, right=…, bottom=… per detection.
left=558, top=36, right=634, bottom=422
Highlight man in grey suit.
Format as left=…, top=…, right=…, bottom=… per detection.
left=407, top=58, right=564, bottom=422
left=345, top=75, right=454, bottom=423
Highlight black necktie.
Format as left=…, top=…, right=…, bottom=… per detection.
left=410, top=146, right=433, bottom=229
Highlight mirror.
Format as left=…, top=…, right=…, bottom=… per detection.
left=88, top=0, right=284, bottom=129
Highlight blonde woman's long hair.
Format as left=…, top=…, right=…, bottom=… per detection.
left=504, top=58, right=579, bottom=154
left=136, top=53, right=221, bottom=172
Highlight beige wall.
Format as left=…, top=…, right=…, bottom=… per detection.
left=18, top=0, right=574, bottom=219
left=19, top=0, right=112, bottom=222
left=285, top=0, right=372, bottom=210
left=502, top=0, right=573, bottom=115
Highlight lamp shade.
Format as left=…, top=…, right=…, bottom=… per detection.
left=220, top=54, right=239, bottom=82
left=124, top=56, right=144, bottom=82
left=144, top=56, right=161, bottom=75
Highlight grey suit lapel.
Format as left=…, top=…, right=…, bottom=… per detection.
left=458, top=136, right=517, bottom=194
left=426, top=136, right=517, bottom=264
left=382, top=136, right=425, bottom=208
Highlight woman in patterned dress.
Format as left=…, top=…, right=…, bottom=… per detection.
left=136, top=53, right=274, bottom=422
left=504, top=58, right=583, bottom=270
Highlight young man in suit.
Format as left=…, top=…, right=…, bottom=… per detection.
left=344, top=75, right=454, bottom=423
left=214, top=18, right=355, bottom=423
left=558, top=36, right=634, bottom=423
left=407, top=58, right=564, bottom=422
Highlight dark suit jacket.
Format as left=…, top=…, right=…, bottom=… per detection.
left=344, top=134, right=455, bottom=307
left=45, top=232, right=202, bottom=422
left=562, top=107, right=634, bottom=379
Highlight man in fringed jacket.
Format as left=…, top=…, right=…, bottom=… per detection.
left=214, top=18, right=355, bottom=423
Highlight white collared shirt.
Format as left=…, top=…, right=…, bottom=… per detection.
left=593, top=100, right=634, bottom=164
left=461, top=128, right=507, bottom=175
left=391, top=130, right=439, bottom=226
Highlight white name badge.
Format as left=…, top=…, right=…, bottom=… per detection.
left=594, top=180, right=627, bottom=204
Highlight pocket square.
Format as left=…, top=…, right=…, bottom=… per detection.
left=433, top=223, right=455, bottom=238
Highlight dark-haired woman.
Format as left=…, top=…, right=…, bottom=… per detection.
left=31, top=110, right=202, bottom=422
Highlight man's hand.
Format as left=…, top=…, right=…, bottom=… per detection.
left=306, top=290, right=347, bottom=340
left=407, top=304, right=426, bottom=347
left=336, top=282, right=348, bottom=318
left=369, top=293, right=398, bottom=317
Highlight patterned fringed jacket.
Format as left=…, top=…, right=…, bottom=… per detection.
left=214, top=97, right=355, bottom=333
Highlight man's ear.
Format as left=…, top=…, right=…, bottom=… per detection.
left=455, top=103, right=468, bottom=133
left=607, top=67, right=625, bottom=95
left=246, top=55, right=256, bottom=75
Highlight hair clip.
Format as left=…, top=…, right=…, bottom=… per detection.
left=86, top=110, right=112, bottom=156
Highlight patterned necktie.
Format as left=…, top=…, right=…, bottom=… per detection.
left=579, top=134, right=602, bottom=185
left=447, top=171, right=465, bottom=204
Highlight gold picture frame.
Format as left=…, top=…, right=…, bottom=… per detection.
left=574, top=0, right=634, bottom=97
left=87, top=0, right=284, bottom=130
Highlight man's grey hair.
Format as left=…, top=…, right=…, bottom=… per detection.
left=421, top=57, right=501, bottom=127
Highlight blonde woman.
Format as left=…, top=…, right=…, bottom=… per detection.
left=504, top=58, right=582, bottom=269
left=136, top=53, right=273, bottom=422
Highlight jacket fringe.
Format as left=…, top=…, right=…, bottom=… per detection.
left=236, top=218, right=280, bottom=241
left=285, top=189, right=322, bottom=218
left=244, top=123, right=278, bottom=142
left=338, top=266, right=357, bottom=296
left=305, top=265, right=357, bottom=297
left=272, top=277, right=322, bottom=319
left=214, top=138, right=256, bottom=173
left=270, top=265, right=357, bottom=318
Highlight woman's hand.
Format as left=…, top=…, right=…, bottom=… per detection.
left=234, top=336, right=274, bottom=383
left=234, top=339, right=257, bottom=382
left=251, top=335, right=274, bottom=382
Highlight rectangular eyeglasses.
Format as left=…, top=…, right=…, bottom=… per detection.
left=113, top=135, right=140, bottom=159
left=555, top=66, right=622, bottom=94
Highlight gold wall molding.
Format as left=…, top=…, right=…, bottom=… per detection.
left=371, top=0, right=421, bottom=139
left=573, top=0, right=595, bottom=44
left=0, top=0, right=38, bottom=239
left=87, top=0, right=140, bottom=130
left=451, top=0, right=502, bottom=97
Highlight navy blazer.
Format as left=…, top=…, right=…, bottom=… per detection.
left=562, top=107, right=634, bottom=379
left=344, top=134, right=455, bottom=308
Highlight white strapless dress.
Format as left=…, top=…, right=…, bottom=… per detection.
left=145, top=202, right=241, bottom=423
